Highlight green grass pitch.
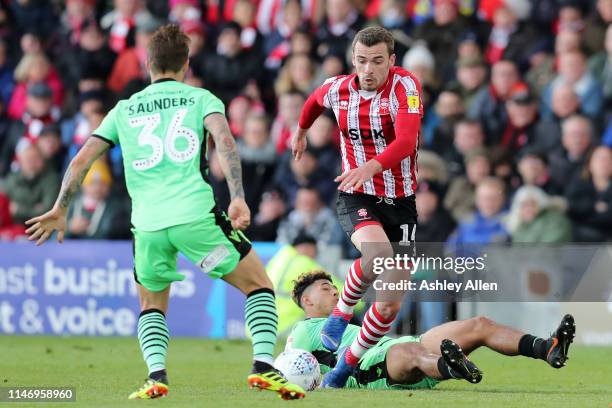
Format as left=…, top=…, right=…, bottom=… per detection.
left=1, top=336, right=610, bottom=407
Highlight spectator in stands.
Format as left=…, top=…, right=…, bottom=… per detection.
left=0, top=38, right=14, bottom=107
left=442, top=118, right=485, bottom=178
left=273, top=147, right=336, bottom=207
left=534, top=84, right=581, bottom=152
left=306, top=114, right=340, bottom=177
left=316, top=0, right=365, bottom=59
left=517, top=151, right=561, bottom=196
left=197, top=21, right=262, bottom=104
left=542, top=51, right=603, bottom=120
left=556, top=1, right=585, bottom=34
left=107, top=15, right=160, bottom=94
left=271, top=90, right=304, bottom=153
left=444, top=148, right=491, bottom=221
left=525, top=41, right=555, bottom=98
left=426, top=88, right=464, bottom=152
left=413, top=0, right=469, bottom=81
left=10, top=1, right=57, bottom=37
left=247, top=188, right=287, bottom=242
left=565, top=145, right=612, bottom=242
left=549, top=114, right=594, bottom=194
left=101, top=0, right=153, bottom=53
left=8, top=53, right=64, bottom=120
left=232, top=0, right=262, bottom=52
left=588, top=24, right=612, bottom=113
left=37, top=125, right=65, bottom=174
left=447, top=177, right=509, bottom=245
left=500, top=88, right=540, bottom=154
left=274, top=53, right=318, bottom=95
left=168, top=0, right=202, bottom=25
left=415, top=180, right=456, bottom=242
left=506, top=185, right=571, bottom=243
left=452, top=55, right=488, bottom=113
left=0, top=83, right=60, bottom=176
left=402, top=42, right=438, bottom=108
left=3, top=141, right=59, bottom=227
left=238, top=113, right=277, bottom=212
left=60, top=0, right=97, bottom=47
left=264, top=0, right=306, bottom=69
left=582, top=0, right=612, bottom=56
left=65, top=159, right=127, bottom=239
left=469, top=59, right=523, bottom=142
left=276, top=187, right=344, bottom=247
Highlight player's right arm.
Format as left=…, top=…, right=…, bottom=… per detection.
left=205, top=112, right=250, bottom=230
left=292, top=78, right=336, bottom=160
left=25, top=136, right=110, bottom=245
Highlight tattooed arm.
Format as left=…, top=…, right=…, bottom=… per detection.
left=204, top=113, right=250, bottom=230
left=25, top=136, right=110, bottom=245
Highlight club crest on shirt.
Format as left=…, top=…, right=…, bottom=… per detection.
left=379, top=98, right=390, bottom=115
left=406, top=90, right=420, bottom=113
left=339, top=100, right=349, bottom=110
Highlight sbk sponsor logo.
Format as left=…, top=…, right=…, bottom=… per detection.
left=344, top=128, right=385, bottom=140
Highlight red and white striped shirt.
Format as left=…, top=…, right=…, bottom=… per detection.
left=299, top=66, right=423, bottom=198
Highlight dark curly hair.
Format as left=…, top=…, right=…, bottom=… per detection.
left=291, top=271, right=333, bottom=309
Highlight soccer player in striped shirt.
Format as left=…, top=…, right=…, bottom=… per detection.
left=292, top=26, right=424, bottom=388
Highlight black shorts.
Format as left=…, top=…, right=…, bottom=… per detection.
left=336, top=192, right=417, bottom=243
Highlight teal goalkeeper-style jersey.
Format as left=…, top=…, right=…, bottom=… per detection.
left=93, top=79, right=225, bottom=231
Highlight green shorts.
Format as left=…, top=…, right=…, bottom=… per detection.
left=132, top=206, right=251, bottom=292
left=347, top=336, right=440, bottom=390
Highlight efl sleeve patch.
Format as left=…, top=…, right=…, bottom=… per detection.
left=406, top=90, right=420, bottom=114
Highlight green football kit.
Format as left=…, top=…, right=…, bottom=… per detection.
left=286, top=318, right=440, bottom=390
left=93, top=79, right=250, bottom=292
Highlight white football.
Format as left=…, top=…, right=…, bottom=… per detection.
left=274, top=349, right=321, bottom=391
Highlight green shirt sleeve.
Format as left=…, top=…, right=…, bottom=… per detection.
left=201, top=91, right=225, bottom=120
left=93, top=105, right=120, bottom=146
left=285, top=322, right=316, bottom=352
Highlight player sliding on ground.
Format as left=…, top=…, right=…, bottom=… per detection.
left=292, top=26, right=423, bottom=388
left=24, top=24, right=304, bottom=401
left=287, top=271, right=576, bottom=390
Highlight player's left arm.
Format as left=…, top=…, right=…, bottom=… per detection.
left=336, top=77, right=422, bottom=192
left=205, top=112, right=250, bottom=230
left=25, top=136, right=111, bottom=245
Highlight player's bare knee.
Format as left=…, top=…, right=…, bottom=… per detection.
left=471, top=316, right=494, bottom=334
left=376, top=301, right=401, bottom=320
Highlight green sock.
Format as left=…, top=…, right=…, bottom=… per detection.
left=137, top=309, right=169, bottom=375
left=245, top=288, right=278, bottom=365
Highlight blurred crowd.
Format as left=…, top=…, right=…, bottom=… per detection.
left=0, top=0, right=611, bottom=253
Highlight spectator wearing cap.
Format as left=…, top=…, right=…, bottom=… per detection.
left=246, top=188, right=288, bottom=242
left=505, top=185, right=571, bottom=243
left=499, top=88, right=539, bottom=154
left=316, top=0, right=366, bottom=60
left=101, top=0, right=154, bottom=54
left=582, top=0, right=612, bottom=56
left=549, top=114, right=594, bottom=194
left=402, top=42, right=438, bottom=108
left=2, top=141, right=59, bottom=227
left=447, top=176, right=510, bottom=245
left=238, top=113, right=278, bottom=212
left=426, top=88, right=464, bottom=152
left=517, top=151, right=561, bottom=196
left=541, top=51, right=603, bottom=121
left=196, top=21, right=262, bottom=105
left=65, top=159, right=128, bottom=240
left=107, top=15, right=161, bottom=94
left=444, top=148, right=492, bottom=221
left=468, top=59, right=523, bottom=142
left=451, top=55, right=488, bottom=113
left=8, top=53, right=64, bottom=120
left=0, top=82, right=60, bottom=176
left=588, top=24, right=612, bottom=112
left=276, top=187, right=344, bottom=247
left=413, top=0, right=471, bottom=82
left=415, top=180, right=456, bottom=242
left=565, top=145, right=612, bottom=241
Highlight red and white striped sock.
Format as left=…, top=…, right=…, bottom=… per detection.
left=332, top=259, right=369, bottom=320
left=345, top=303, right=396, bottom=366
